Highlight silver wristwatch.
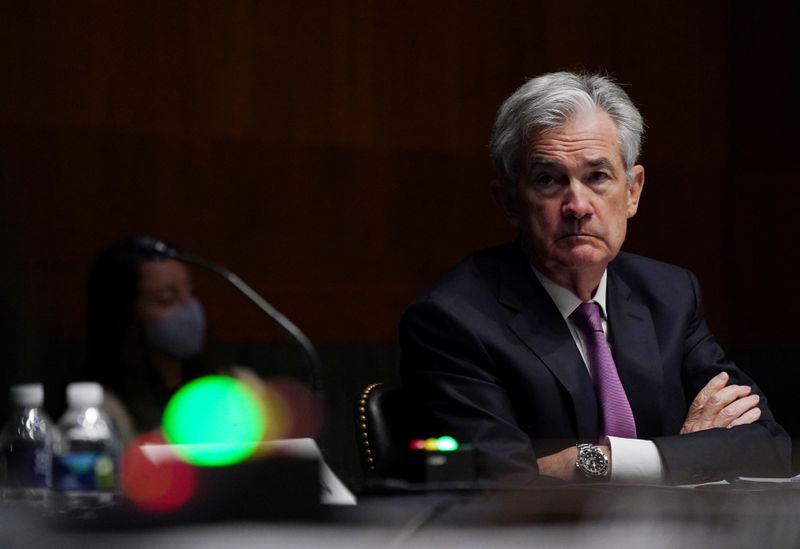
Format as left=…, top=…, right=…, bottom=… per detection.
left=575, top=443, right=609, bottom=479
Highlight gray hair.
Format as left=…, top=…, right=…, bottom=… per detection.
left=489, top=71, right=645, bottom=188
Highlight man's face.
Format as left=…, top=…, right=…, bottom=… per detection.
left=495, top=108, right=644, bottom=284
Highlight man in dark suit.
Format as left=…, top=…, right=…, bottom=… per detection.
left=400, top=72, right=790, bottom=484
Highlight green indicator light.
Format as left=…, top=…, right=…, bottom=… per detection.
left=436, top=436, right=459, bottom=452
left=162, top=375, right=266, bottom=466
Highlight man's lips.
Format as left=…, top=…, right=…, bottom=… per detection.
left=556, top=232, right=599, bottom=241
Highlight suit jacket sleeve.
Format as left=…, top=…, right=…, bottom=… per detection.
left=650, top=270, right=791, bottom=484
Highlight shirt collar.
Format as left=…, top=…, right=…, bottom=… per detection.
left=530, top=265, right=609, bottom=321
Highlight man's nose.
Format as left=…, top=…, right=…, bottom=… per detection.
left=561, top=180, right=592, bottom=218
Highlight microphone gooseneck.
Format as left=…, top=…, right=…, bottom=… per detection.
left=132, top=236, right=180, bottom=260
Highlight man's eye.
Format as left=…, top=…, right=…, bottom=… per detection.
left=534, top=174, right=556, bottom=187
left=589, top=172, right=610, bottom=183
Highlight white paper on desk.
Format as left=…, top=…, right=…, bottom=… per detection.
left=678, top=475, right=800, bottom=488
left=737, top=475, right=800, bottom=483
left=676, top=479, right=730, bottom=489
left=140, top=437, right=356, bottom=506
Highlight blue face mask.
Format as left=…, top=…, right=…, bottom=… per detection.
left=141, top=298, right=207, bottom=360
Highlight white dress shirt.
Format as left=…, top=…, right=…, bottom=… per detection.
left=531, top=266, right=665, bottom=482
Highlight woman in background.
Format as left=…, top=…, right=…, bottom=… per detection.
left=86, top=236, right=212, bottom=441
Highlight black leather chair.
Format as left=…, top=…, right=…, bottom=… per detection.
left=356, top=384, right=478, bottom=486
left=355, top=383, right=417, bottom=478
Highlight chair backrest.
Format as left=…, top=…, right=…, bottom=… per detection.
left=355, top=383, right=415, bottom=478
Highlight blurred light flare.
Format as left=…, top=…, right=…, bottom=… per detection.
left=123, top=375, right=322, bottom=512
left=409, top=436, right=460, bottom=452
left=259, top=377, right=323, bottom=442
left=122, top=431, right=196, bottom=513
left=162, top=375, right=267, bottom=466
left=409, top=439, right=426, bottom=450
left=436, top=436, right=458, bottom=452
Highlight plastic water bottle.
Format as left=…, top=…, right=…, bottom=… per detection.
left=54, top=382, right=120, bottom=504
left=0, top=383, right=57, bottom=505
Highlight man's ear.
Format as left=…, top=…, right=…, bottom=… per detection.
left=490, top=180, right=521, bottom=228
left=626, top=165, right=645, bottom=218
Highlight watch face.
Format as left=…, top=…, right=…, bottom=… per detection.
left=577, top=446, right=608, bottom=477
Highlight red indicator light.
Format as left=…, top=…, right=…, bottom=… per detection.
left=409, top=439, right=426, bottom=450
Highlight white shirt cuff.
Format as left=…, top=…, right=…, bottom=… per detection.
left=607, top=436, right=665, bottom=483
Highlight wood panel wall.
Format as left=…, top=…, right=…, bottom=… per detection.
left=1, top=0, right=797, bottom=348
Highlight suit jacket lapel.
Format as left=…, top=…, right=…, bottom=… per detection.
left=497, top=244, right=600, bottom=441
left=606, top=266, right=664, bottom=439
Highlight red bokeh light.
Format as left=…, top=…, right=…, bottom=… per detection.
left=121, top=431, right=197, bottom=513
left=409, top=439, right=426, bottom=450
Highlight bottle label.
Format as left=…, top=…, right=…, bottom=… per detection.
left=53, top=452, right=117, bottom=491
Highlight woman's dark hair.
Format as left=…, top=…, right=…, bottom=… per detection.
left=85, top=235, right=177, bottom=390
left=87, top=239, right=139, bottom=378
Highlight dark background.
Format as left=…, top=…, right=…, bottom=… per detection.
left=1, top=1, right=797, bottom=486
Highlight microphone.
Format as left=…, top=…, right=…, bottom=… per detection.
left=132, top=235, right=180, bottom=260
left=133, top=236, right=323, bottom=393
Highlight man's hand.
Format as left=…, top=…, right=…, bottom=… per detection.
left=681, top=372, right=761, bottom=434
left=536, top=444, right=610, bottom=481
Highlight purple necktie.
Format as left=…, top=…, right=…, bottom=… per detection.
left=569, top=302, right=637, bottom=440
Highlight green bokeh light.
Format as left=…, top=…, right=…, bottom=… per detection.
left=162, top=375, right=266, bottom=466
